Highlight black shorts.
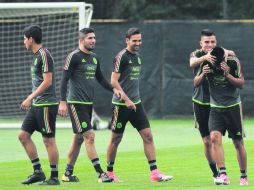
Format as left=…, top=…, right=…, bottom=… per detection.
left=193, top=102, right=210, bottom=137
left=111, top=103, right=150, bottom=134
left=21, top=105, right=58, bottom=138
left=209, top=105, right=243, bottom=140
left=68, top=104, right=93, bottom=134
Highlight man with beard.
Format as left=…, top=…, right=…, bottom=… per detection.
left=106, top=27, right=173, bottom=182
left=58, top=28, right=122, bottom=183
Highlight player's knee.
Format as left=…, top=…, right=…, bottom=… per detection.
left=203, top=137, right=211, bottom=148
left=43, top=138, right=56, bottom=148
left=143, top=133, right=153, bottom=144
left=111, top=134, right=122, bottom=146
left=18, top=131, right=30, bottom=144
left=76, top=134, right=84, bottom=145
left=83, top=131, right=95, bottom=144
left=233, top=139, right=244, bottom=150
left=211, top=135, right=220, bottom=145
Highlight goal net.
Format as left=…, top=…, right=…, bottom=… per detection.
left=0, top=2, right=93, bottom=118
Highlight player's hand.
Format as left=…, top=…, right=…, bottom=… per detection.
left=224, top=49, right=235, bottom=61
left=20, top=96, right=32, bottom=110
left=221, top=62, right=230, bottom=76
left=202, top=64, right=211, bottom=75
left=203, top=52, right=216, bottom=64
left=125, top=99, right=136, bottom=111
left=113, top=88, right=123, bottom=100
left=58, top=101, right=68, bottom=117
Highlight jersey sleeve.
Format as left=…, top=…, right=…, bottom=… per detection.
left=190, top=50, right=200, bottom=59
left=63, top=51, right=77, bottom=73
left=113, top=51, right=126, bottom=73
left=39, top=49, right=54, bottom=73
left=234, top=57, right=243, bottom=78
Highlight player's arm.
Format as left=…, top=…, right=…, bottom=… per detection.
left=190, top=52, right=216, bottom=68
left=111, top=72, right=136, bottom=110
left=223, top=48, right=236, bottom=59
left=58, top=70, right=72, bottom=117
left=221, top=62, right=244, bottom=89
left=193, top=65, right=210, bottom=87
left=21, top=72, right=52, bottom=110
left=95, top=63, right=123, bottom=99
left=58, top=53, right=76, bottom=117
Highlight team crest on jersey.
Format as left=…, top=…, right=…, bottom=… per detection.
left=117, top=122, right=122, bottom=129
left=34, top=58, right=38, bottom=66
left=82, top=58, right=86, bottom=63
left=82, top=122, right=87, bottom=129
left=93, top=57, right=98, bottom=64
left=138, top=57, right=142, bottom=65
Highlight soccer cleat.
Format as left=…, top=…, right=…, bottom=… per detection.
left=21, top=171, right=46, bottom=184
left=214, top=174, right=230, bottom=185
left=106, top=171, right=121, bottom=182
left=240, top=177, right=248, bottom=185
left=62, top=174, right=79, bottom=182
left=39, top=178, right=60, bottom=185
left=98, top=172, right=113, bottom=183
left=150, top=169, right=173, bottom=182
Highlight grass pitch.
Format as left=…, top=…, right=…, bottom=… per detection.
left=0, top=118, right=253, bottom=190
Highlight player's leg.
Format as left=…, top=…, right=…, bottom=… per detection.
left=227, top=105, right=248, bottom=185
left=69, top=104, right=112, bottom=182
left=194, top=103, right=218, bottom=178
left=19, top=107, right=46, bottom=185
left=209, top=108, right=229, bottom=185
left=62, top=133, right=83, bottom=182
left=132, top=103, right=173, bottom=182
left=106, top=105, right=128, bottom=182
left=61, top=104, right=84, bottom=182
left=38, top=106, right=60, bottom=185
left=82, top=129, right=111, bottom=182
left=233, top=139, right=248, bottom=185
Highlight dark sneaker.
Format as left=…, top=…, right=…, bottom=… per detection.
left=39, top=178, right=60, bottom=185
left=98, top=172, right=113, bottom=183
left=62, top=174, right=79, bottom=182
left=21, top=171, right=46, bottom=184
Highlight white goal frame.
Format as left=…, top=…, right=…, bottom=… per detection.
left=0, top=2, right=93, bottom=29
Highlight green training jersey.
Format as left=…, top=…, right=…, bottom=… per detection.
left=63, top=49, right=100, bottom=104
left=207, top=56, right=242, bottom=108
left=190, top=49, right=210, bottom=105
left=31, top=48, right=57, bottom=106
left=112, top=49, right=142, bottom=105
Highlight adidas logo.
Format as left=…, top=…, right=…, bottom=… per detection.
left=236, top=132, right=242, bottom=136
left=82, top=58, right=86, bottom=63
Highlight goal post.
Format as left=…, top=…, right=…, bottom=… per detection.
left=0, top=2, right=93, bottom=29
left=0, top=2, right=93, bottom=118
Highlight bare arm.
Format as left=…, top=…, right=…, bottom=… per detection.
left=190, top=52, right=216, bottom=68
left=221, top=62, right=244, bottom=89
left=193, top=65, right=210, bottom=87
left=21, top=72, right=52, bottom=110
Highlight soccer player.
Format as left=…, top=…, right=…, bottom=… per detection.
left=18, top=25, right=60, bottom=185
left=106, top=27, right=173, bottom=182
left=190, top=29, right=235, bottom=183
left=58, top=28, right=122, bottom=183
left=194, top=46, right=248, bottom=185
left=190, top=29, right=219, bottom=182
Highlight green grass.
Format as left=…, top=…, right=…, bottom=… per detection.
left=0, top=118, right=253, bottom=190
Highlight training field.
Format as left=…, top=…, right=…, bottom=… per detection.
left=0, top=118, right=253, bottom=190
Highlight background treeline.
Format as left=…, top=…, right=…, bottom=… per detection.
left=2, top=0, right=254, bottom=20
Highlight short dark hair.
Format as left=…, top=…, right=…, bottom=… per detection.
left=23, top=25, right=42, bottom=44
left=201, top=29, right=215, bottom=37
left=79, top=27, right=95, bottom=38
left=126, top=27, right=141, bottom=39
